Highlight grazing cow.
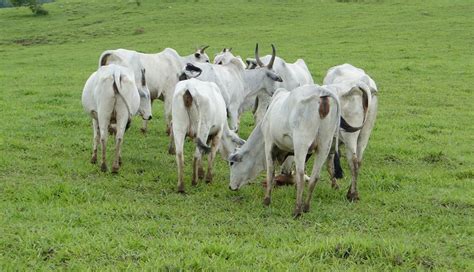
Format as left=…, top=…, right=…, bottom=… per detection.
left=244, top=49, right=315, bottom=184
left=229, top=85, right=342, bottom=218
left=173, top=78, right=244, bottom=193
left=99, top=46, right=210, bottom=133
left=323, top=63, right=378, bottom=201
left=183, top=44, right=283, bottom=132
left=82, top=64, right=152, bottom=173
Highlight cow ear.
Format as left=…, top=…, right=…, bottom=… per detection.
left=267, top=71, right=283, bottom=82
left=228, top=153, right=242, bottom=163
left=245, top=58, right=257, bottom=69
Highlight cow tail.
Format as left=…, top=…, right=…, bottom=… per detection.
left=113, top=70, right=132, bottom=127
left=324, top=89, right=344, bottom=179
left=183, top=89, right=211, bottom=154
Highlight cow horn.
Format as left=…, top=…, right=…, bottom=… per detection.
left=255, top=43, right=265, bottom=67
left=200, top=45, right=209, bottom=53
left=268, top=44, right=276, bottom=69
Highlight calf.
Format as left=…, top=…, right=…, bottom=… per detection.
left=82, top=64, right=152, bottom=173
left=172, top=78, right=244, bottom=193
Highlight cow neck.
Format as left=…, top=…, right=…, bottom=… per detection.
left=242, top=68, right=267, bottom=97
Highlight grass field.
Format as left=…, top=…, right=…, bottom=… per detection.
left=1, top=0, right=473, bottom=270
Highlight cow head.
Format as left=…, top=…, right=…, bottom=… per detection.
left=193, top=45, right=210, bottom=63
left=137, top=68, right=152, bottom=120
left=244, top=44, right=283, bottom=97
left=255, top=44, right=283, bottom=83
left=214, top=47, right=233, bottom=65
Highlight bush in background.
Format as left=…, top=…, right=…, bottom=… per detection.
left=9, top=0, right=49, bottom=15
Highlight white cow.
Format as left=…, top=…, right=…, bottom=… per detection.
left=183, top=44, right=283, bottom=132
left=99, top=46, right=210, bottom=133
left=229, top=85, right=341, bottom=218
left=323, top=63, right=378, bottom=201
left=172, top=78, right=244, bottom=193
left=246, top=48, right=316, bottom=183
left=82, top=64, right=152, bottom=173
left=213, top=48, right=246, bottom=68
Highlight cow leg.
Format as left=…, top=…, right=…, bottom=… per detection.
left=164, top=94, right=173, bottom=136
left=98, top=125, right=109, bottom=172
left=112, top=112, right=128, bottom=173
left=141, top=99, right=153, bottom=134
left=292, top=144, right=309, bottom=218
left=168, top=121, right=176, bottom=155
left=206, top=132, right=221, bottom=183
left=254, top=93, right=270, bottom=125
left=263, top=142, right=275, bottom=206
left=174, top=129, right=186, bottom=193
left=304, top=140, right=333, bottom=213
left=326, top=153, right=339, bottom=190
left=192, top=148, right=202, bottom=186
left=344, top=136, right=360, bottom=202
left=91, top=119, right=100, bottom=164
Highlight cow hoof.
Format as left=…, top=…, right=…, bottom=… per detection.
left=331, top=181, right=340, bottom=190
left=198, top=168, right=205, bottom=179
left=263, top=197, right=271, bottom=206
left=177, top=185, right=185, bottom=194
left=205, top=172, right=213, bottom=183
left=112, top=165, right=119, bottom=174
left=90, top=156, right=97, bottom=164
left=192, top=180, right=198, bottom=186
left=100, top=163, right=108, bottom=172
left=303, top=203, right=310, bottom=213
left=274, top=174, right=294, bottom=186
left=346, top=191, right=360, bottom=202
left=140, top=127, right=147, bottom=134
left=168, top=145, right=176, bottom=155
left=293, top=208, right=302, bottom=219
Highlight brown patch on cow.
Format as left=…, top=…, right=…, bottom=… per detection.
left=100, top=53, right=111, bottom=66
left=183, top=89, right=193, bottom=108
left=362, top=90, right=369, bottom=113
left=319, top=96, right=330, bottom=118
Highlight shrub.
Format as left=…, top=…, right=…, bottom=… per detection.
left=10, top=0, right=49, bottom=15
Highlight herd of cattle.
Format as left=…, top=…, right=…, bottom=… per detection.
left=81, top=44, right=378, bottom=217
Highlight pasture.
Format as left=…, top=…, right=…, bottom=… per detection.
left=0, top=0, right=473, bottom=270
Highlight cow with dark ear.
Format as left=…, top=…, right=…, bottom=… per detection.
left=194, top=45, right=210, bottom=63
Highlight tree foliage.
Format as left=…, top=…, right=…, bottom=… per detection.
left=10, top=0, right=48, bottom=15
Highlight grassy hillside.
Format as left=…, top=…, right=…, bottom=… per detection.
left=0, top=0, right=473, bottom=270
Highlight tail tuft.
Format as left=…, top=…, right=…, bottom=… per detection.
left=334, top=151, right=344, bottom=179
left=196, top=138, right=211, bottom=154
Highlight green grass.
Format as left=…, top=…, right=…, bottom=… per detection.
left=1, top=0, right=473, bottom=270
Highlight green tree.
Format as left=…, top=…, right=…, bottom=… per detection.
left=10, top=0, right=48, bottom=15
